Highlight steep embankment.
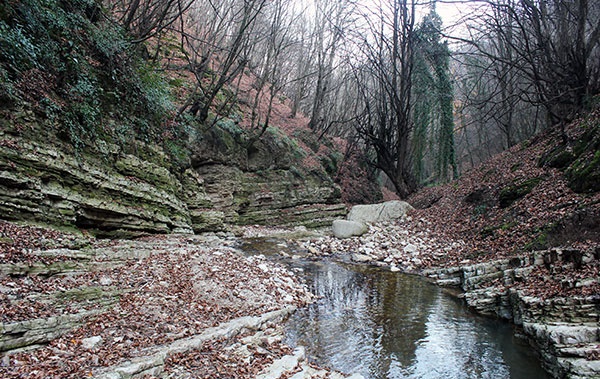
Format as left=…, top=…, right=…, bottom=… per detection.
left=407, top=110, right=600, bottom=269
left=0, top=0, right=346, bottom=236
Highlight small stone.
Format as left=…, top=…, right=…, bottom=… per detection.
left=258, top=263, right=269, bottom=272
left=351, top=253, right=372, bottom=263
left=81, top=336, right=103, bottom=350
left=404, top=244, right=418, bottom=254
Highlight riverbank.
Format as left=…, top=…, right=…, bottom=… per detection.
left=282, top=221, right=599, bottom=379
left=1, top=219, right=598, bottom=378
left=0, top=221, right=364, bottom=379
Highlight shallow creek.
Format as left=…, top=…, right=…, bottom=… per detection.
left=240, top=238, right=550, bottom=379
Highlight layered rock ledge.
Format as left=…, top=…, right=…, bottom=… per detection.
left=0, top=224, right=363, bottom=378
left=0, top=130, right=346, bottom=236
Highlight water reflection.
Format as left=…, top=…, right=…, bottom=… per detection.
left=285, top=260, right=549, bottom=379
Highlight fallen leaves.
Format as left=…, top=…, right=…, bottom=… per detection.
left=0, top=233, right=311, bottom=378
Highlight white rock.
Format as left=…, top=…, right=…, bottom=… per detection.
left=404, top=244, right=418, bottom=254
left=351, top=254, right=373, bottom=263
left=332, top=220, right=368, bottom=239
left=362, top=247, right=374, bottom=255
left=347, top=200, right=414, bottom=223
left=257, top=263, right=270, bottom=272
left=82, top=336, right=103, bottom=350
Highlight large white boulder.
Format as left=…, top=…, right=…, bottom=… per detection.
left=332, top=219, right=368, bottom=239
left=347, top=200, right=413, bottom=223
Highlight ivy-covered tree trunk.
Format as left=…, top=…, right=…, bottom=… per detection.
left=411, top=8, right=456, bottom=185
left=434, top=41, right=457, bottom=181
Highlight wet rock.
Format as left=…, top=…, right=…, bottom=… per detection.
left=332, top=220, right=368, bottom=239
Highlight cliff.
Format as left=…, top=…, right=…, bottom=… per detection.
left=0, top=0, right=346, bottom=236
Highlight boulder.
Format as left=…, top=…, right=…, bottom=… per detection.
left=332, top=220, right=368, bottom=239
left=347, top=200, right=414, bottom=223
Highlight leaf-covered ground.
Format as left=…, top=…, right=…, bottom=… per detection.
left=404, top=117, right=599, bottom=280
left=0, top=226, right=312, bottom=378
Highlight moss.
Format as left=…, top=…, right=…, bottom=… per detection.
left=498, top=177, right=543, bottom=208
left=56, top=286, right=106, bottom=301
left=567, top=149, right=600, bottom=193
left=523, top=232, right=549, bottom=251
left=539, top=145, right=576, bottom=169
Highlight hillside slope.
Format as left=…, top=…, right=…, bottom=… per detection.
left=408, top=110, right=599, bottom=261
left=0, top=0, right=350, bottom=236
left=404, top=109, right=600, bottom=298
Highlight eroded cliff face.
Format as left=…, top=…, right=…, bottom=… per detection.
left=0, top=119, right=346, bottom=236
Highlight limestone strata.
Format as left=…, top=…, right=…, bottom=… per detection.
left=0, top=310, right=104, bottom=351
left=423, top=248, right=600, bottom=378
left=196, top=164, right=346, bottom=228
left=0, top=131, right=346, bottom=234
left=0, top=136, right=192, bottom=236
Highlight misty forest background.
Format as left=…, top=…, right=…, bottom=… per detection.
left=1, top=0, right=599, bottom=200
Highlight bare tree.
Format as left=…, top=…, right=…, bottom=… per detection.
left=463, top=0, right=600, bottom=130
left=349, top=0, right=418, bottom=198
left=245, top=0, right=298, bottom=143
left=106, top=0, right=194, bottom=43
left=177, top=0, right=269, bottom=124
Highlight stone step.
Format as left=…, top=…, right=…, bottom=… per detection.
left=523, top=322, right=599, bottom=346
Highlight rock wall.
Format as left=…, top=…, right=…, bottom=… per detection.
left=0, top=123, right=346, bottom=235
left=423, top=249, right=600, bottom=379
left=0, top=135, right=194, bottom=236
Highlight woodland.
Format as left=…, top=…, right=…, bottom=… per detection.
left=0, top=0, right=599, bottom=378
left=1, top=0, right=599, bottom=198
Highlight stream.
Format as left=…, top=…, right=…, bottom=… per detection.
left=240, top=238, right=550, bottom=379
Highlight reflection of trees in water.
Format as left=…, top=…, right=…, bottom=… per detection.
left=288, top=262, right=437, bottom=377
left=285, top=261, right=549, bottom=379
left=410, top=296, right=510, bottom=378
left=364, top=267, right=437, bottom=375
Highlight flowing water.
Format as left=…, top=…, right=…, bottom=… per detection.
left=240, top=238, right=550, bottom=379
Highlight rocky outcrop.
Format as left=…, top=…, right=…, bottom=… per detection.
left=0, top=121, right=346, bottom=234
left=423, top=248, right=600, bottom=379
left=347, top=200, right=413, bottom=223
left=196, top=164, right=346, bottom=228
left=0, top=135, right=194, bottom=236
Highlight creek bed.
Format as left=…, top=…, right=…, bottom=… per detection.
left=239, top=237, right=550, bottom=379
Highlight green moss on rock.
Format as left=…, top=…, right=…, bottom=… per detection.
left=499, top=177, right=543, bottom=208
